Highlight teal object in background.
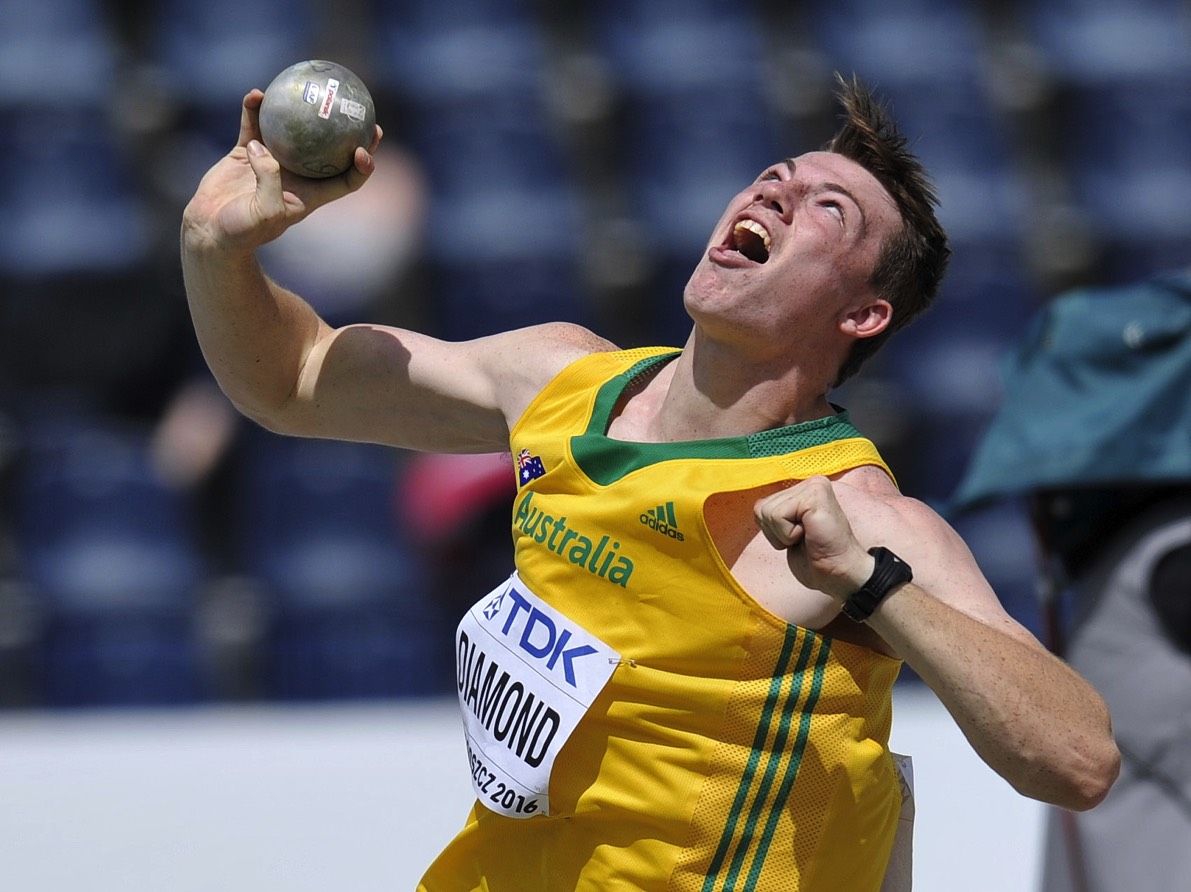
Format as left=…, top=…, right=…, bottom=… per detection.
left=953, top=270, right=1191, bottom=511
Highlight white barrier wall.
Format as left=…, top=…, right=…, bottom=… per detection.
left=0, top=685, right=1043, bottom=891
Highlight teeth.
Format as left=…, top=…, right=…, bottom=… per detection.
left=734, top=219, right=771, bottom=249
left=731, top=219, right=772, bottom=263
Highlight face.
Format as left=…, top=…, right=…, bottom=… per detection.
left=684, top=151, right=902, bottom=357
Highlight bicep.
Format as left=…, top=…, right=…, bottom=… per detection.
left=282, top=321, right=610, bottom=453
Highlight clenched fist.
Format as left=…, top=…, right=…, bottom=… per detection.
left=753, top=475, right=876, bottom=602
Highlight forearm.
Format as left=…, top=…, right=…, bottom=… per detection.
left=754, top=477, right=1120, bottom=810
left=868, top=582, right=1120, bottom=810
left=180, top=220, right=326, bottom=428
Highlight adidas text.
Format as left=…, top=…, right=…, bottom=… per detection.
left=640, top=502, right=685, bottom=541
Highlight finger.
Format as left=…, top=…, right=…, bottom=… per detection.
left=348, top=142, right=377, bottom=185
left=779, top=522, right=806, bottom=550
left=236, top=90, right=266, bottom=148
left=754, top=495, right=805, bottom=550
left=759, top=518, right=805, bottom=550
left=368, top=124, right=384, bottom=154
left=245, top=139, right=290, bottom=223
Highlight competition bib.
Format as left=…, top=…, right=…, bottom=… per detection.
left=455, top=573, right=620, bottom=818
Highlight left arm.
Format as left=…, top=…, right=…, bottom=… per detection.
left=755, top=475, right=1120, bottom=812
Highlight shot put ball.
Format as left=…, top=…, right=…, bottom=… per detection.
left=258, top=60, right=376, bottom=178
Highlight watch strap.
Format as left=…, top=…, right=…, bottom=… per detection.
left=841, top=546, right=913, bottom=622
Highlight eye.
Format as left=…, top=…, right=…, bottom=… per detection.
left=820, top=199, right=844, bottom=222
left=757, top=168, right=782, bottom=183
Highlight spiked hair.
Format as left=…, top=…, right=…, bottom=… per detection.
left=823, top=73, right=951, bottom=385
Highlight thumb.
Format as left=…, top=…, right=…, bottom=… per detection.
left=245, top=139, right=292, bottom=225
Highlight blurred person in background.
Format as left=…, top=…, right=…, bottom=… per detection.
left=953, top=269, right=1191, bottom=892
left=256, top=141, right=429, bottom=331
left=179, top=74, right=1117, bottom=891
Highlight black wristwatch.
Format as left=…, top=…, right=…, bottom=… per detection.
left=841, top=547, right=913, bottom=622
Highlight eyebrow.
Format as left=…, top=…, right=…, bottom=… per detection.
left=774, top=159, right=868, bottom=233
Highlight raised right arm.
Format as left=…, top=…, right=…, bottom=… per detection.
left=180, top=91, right=612, bottom=453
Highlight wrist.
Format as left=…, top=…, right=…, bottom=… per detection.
left=840, top=551, right=878, bottom=598
left=840, top=547, right=913, bottom=622
left=181, top=205, right=235, bottom=257
left=181, top=218, right=264, bottom=278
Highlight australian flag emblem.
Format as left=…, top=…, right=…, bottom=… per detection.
left=517, top=449, right=546, bottom=487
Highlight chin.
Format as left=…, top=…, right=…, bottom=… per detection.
left=682, top=264, right=734, bottom=313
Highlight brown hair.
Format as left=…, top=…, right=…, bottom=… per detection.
left=823, top=73, right=950, bottom=385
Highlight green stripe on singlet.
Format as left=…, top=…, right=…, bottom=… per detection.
left=745, top=640, right=831, bottom=890
left=701, top=627, right=818, bottom=892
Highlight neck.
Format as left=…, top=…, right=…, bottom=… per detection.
left=612, top=331, right=838, bottom=443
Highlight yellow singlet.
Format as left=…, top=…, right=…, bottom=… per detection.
left=420, top=348, right=905, bottom=892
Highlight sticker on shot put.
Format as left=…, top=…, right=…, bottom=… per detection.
left=339, top=98, right=367, bottom=122
left=317, top=79, right=339, bottom=119
left=455, top=573, right=619, bottom=818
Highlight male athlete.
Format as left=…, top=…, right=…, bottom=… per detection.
left=181, top=75, right=1118, bottom=891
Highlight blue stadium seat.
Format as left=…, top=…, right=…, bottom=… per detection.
left=372, top=0, right=545, bottom=104
left=1057, top=76, right=1191, bottom=281
left=0, top=108, right=152, bottom=279
left=413, top=102, right=568, bottom=192
left=803, top=0, right=1031, bottom=259
left=370, top=0, right=589, bottom=338
left=233, top=433, right=420, bottom=608
left=862, top=77, right=1028, bottom=249
left=149, top=0, right=317, bottom=112
left=408, top=101, right=584, bottom=305
left=232, top=431, right=447, bottom=699
left=805, top=0, right=988, bottom=84
left=399, top=110, right=589, bottom=341
left=590, top=0, right=767, bottom=95
left=878, top=241, right=1040, bottom=402
left=1022, top=0, right=1191, bottom=83
left=13, top=413, right=206, bottom=705
left=430, top=254, right=590, bottom=342
left=614, top=93, right=778, bottom=252
left=0, top=0, right=117, bottom=111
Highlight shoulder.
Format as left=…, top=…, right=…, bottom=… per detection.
left=538, top=322, right=620, bottom=355
left=476, top=322, right=619, bottom=423
left=479, top=322, right=617, bottom=375
left=830, top=465, right=953, bottom=544
left=830, top=467, right=1033, bottom=637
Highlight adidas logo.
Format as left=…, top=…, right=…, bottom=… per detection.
left=640, top=502, right=685, bottom=541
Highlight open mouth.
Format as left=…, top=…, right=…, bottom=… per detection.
left=731, top=219, right=771, bottom=263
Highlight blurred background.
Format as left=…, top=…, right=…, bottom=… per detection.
left=4, top=0, right=1190, bottom=710
left=0, top=0, right=1188, bottom=763
left=3, top=0, right=1187, bottom=888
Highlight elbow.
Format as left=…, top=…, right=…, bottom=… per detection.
left=238, top=403, right=304, bottom=439
left=1064, top=701, right=1123, bottom=811
left=224, top=391, right=300, bottom=438
left=1021, top=735, right=1121, bottom=812
left=1066, top=736, right=1121, bottom=812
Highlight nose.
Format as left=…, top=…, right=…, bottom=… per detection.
left=753, top=179, right=792, bottom=223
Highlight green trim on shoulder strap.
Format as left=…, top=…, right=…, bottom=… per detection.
left=572, top=352, right=867, bottom=486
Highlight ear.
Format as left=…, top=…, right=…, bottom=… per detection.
left=839, top=298, right=893, bottom=340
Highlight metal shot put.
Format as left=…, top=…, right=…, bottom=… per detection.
left=258, top=60, right=376, bottom=179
